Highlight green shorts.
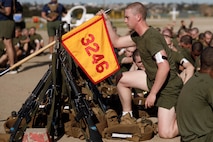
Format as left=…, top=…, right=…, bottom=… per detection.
left=47, top=20, right=61, bottom=36
left=188, top=131, right=213, bottom=142
left=0, top=20, right=15, bottom=39
left=147, top=75, right=183, bottom=109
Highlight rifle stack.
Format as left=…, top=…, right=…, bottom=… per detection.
left=1, top=22, right=157, bottom=142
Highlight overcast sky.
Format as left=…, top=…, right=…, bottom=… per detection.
left=21, top=0, right=213, bottom=4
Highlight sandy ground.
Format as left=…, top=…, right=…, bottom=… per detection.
left=1, top=17, right=213, bottom=141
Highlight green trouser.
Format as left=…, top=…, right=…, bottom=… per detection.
left=47, top=20, right=61, bottom=36
left=0, top=20, right=15, bottom=39
left=182, top=131, right=213, bottom=142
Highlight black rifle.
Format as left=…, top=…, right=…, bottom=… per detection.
left=48, top=22, right=65, bottom=140
left=58, top=22, right=103, bottom=141
left=76, top=66, right=107, bottom=113
left=9, top=21, right=104, bottom=142
left=9, top=67, right=52, bottom=142
left=60, top=56, right=103, bottom=142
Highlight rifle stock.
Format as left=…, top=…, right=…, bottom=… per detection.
left=8, top=21, right=105, bottom=142
left=61, top=60, right=103, bottom=142
left=9, top=68, right=52, bottom=142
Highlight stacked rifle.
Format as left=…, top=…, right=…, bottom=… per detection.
left=7, top=22, right=118, bottom=142
left=0, top=20, right=159, bottom=142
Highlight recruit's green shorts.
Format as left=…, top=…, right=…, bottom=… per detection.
left=47, top=20, right=61, bottom=36
left=147, top=75, right=183, bottom=109
left=187, top=130, right=213, bottom=142
left=0, top=20, right=15, bottom=39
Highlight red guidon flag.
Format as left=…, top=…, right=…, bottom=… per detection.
left=61, top=15, right=120, bottom=84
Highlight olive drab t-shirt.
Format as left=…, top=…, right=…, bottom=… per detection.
left=179, top=48, right=195, bottom=66
left=176, top=72, right=213, bottom=142
left=117, top=53, right=132, bottom=73
left=30, top=33, right=43, bottom=42
left=131, top=27, right=177, bottom=84
left=29, top=33, right=43, bottom=48
left=171, top=50, right=185, bottom=73
left=12, top=36, right=21, bottom=47
left=131, top=27, right=183, bottom=109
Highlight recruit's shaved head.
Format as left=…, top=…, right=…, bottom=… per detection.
left=126, top=2, right=147, bottom=20
left=200, top=47, right=213, bottom=70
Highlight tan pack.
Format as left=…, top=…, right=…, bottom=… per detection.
left=47, top=3, right=59, bottom=19
left=0, top=133, right=10, bottom=142
left=103, top=110, right=155, bottom=142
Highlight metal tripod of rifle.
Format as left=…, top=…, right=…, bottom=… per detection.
left=53, top=22, right=103, bottom=142
left=9, top=22, right=104, bottom=142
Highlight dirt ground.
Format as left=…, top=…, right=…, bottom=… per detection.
left=1, top=17, right=213, bottom=142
